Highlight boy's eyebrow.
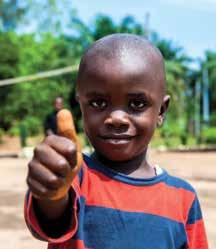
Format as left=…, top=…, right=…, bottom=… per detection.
left=85, top=92, right=153, bottom=100
left=127, top=92, right=151, bottom=99
left=85, top=91, right=108, bottom=97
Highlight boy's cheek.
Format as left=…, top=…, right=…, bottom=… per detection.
left=136, top=120, right=157, bottom=145
left=136, top=116, right=157, bottom=134
left=82, top=109, right=103, bottom=126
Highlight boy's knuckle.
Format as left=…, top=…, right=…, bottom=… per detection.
left=57, top=160, right=69, bottom=175
left=44, top=134, right=53, bottom=144
left=34, top=144, right=44, bottom=156
left=67, top=143, right=76, bottom=153
left=45, top=134, right=58, bottom=145
left=28, top=160, right=39, bottom=175
left=37, top=184, right=48, bottom=195
left=47, top=176, right=58, bottom=186
left=40, top=187, right=47, bottom=195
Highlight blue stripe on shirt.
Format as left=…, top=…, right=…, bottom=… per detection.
left=186, top=197, right=202, bottom=224
left=74, top=198, right=187, bottom=249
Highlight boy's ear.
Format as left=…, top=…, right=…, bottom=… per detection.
left=157, top=95, right=170, bottom=126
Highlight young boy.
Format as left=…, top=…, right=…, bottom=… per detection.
left=24, top=34, right=208, bottom=249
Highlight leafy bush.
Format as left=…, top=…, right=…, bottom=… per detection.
left=210, top=112, right=216, bottom=126
left=8, top=126, right=20, bottom=136
left=202, top=127, right=216, bottom=144
left=0, top=128, right=4, bottom=143
left=21, top=116, right=42, bottom=136
left=160, top=118, right=188, bottom=146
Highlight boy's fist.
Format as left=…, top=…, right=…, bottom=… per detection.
left=26, top=109, right=82, bottom=200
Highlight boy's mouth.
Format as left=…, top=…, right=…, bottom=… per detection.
left=99, top=134, right=136, bottom=145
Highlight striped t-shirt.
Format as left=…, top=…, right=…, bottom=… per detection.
left=25, top=154, right=208, bottom=249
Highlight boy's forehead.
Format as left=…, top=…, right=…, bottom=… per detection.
left=77, top=34, right=165, bottom=94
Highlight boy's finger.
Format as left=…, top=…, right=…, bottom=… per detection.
left=33, top=143, right=72, bottom=176
left=27, top=177, right=56, bottom=199
left=28, top=160, right=65, bottom=190
left=44, top=135, right=77, bottom=168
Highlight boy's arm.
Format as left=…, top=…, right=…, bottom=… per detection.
left=24, top=184, right=79, bottom=243
left=185, top=195, right=208, bottom=249
left=25, top=109, right=82, bottom=242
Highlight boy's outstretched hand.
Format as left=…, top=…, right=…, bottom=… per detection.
left=27, top=134, right=77, bottom=200
left=26, top=109, right=82, bottom=220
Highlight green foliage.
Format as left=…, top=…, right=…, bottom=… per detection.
left=0, top=32, right=19, bottom=78
left=152, top=34, right=190, bottom=63
left=0, top=32, right=77, bottom=135
left=202, top=127, right=216, bottom=144
left=0, top=9, right=215, bottom=148
left=21, top=116, right=42, bottom=136
left=92, top=14, right=116, bottom=40
left=210, top=112, right=216, bottom=125
left=8, top=126, right=20, bottom=136
left=160, top=117, right=188, bottom=146
left=0, top=128, right=4, bottom=143
left=0, top=32, right=20, bottom=130
left=203, top=51, right=216, bottom=116
left=69, top=13, right=146, bottom=50
left=118, top=16, right=144, bottom=35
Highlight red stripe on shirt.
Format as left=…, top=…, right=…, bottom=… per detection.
left=81, top=167, right=195, bottom=223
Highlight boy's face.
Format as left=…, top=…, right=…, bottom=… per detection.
left=77, top=54, right=169, bottom=162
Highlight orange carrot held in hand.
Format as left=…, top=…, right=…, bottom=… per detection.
left=50, top=109, right=83, bottom=200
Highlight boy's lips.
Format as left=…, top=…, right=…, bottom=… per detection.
left=98, top=134, right=136, bottom=145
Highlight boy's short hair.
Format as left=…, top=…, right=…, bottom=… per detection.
left=77, top=33, right=166, bottom=94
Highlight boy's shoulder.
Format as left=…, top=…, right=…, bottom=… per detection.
left=165, top=172, right=196, bottom=194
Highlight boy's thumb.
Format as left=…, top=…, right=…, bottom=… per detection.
left=48, top=109, right=83, bottom=201
left=57, top=109, right=77, bottom=142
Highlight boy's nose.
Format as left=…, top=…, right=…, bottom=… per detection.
left=104, top=110, right=130, bottom=131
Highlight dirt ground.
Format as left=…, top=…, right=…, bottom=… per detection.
left=0, top=138, right=215, bottom=248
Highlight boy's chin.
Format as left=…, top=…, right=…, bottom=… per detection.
left=95, top=149, right=139, bottom=162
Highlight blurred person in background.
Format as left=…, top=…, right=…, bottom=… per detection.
left=44, top=97, right=63, bottom=136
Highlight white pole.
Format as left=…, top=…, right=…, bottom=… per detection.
left=0, top=65, right=78, bottom=87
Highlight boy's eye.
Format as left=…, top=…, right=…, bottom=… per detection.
left=90, top=99, right=107, bottom=109
left=129, top=99, right=147, bottom=110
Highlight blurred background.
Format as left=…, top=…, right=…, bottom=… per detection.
left=0, top=0, right=215, bottom=248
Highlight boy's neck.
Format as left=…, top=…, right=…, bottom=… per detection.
left=92, top=150, right=156, bottom=178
